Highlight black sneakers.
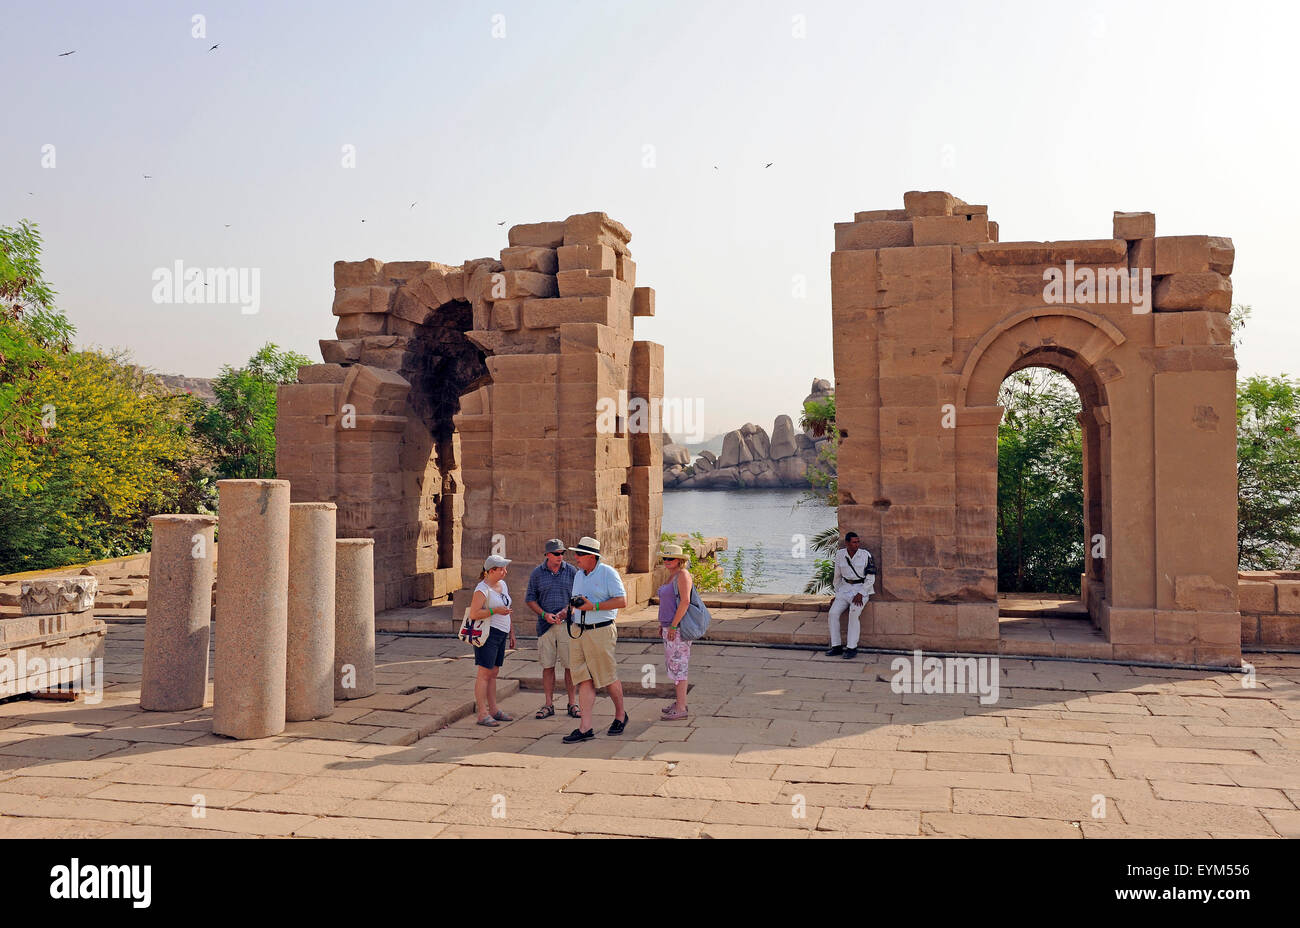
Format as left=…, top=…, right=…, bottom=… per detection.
left=608, top=713, right=629, bottom=736
left=843, top=648, right=858, bottom=659
left=825, top=645, right=844, bottom=657
left=562, top=728, right=594, bottom=743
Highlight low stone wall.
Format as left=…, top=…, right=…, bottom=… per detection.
left=1239, top=572, right=1300, bottom=647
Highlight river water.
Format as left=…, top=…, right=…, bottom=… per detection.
left=661, top=489, right=835, bottom=593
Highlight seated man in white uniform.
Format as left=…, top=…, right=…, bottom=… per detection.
left=826, top=531, right=875, bottom=659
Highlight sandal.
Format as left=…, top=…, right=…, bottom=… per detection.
left=476, top=717, right=500, bottom=727
left=535, top=704, right=555, bottom=719
left=567, top=704, right=581, bottom=719
left=492, top=710, right=514, bottom=722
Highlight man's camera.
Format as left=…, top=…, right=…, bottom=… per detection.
left=569, top=595, right=587, bottom=609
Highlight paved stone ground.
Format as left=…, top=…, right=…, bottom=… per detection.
left=0, top=623, right=1297, bottom=838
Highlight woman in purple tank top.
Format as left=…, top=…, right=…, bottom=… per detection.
left=657, top=543, right=694, bottom=720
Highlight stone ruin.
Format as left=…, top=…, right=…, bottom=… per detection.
left=267, top=194, right=1260, bottom=668
left=0, top=575, right=105, bottom=697
left=831, top=191, right=1241, bottom=666
left=275, top=212, right=664, bottom=613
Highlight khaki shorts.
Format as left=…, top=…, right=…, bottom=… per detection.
left=537, top=623, right=570, bottom=671
left=567, top=623, right=619, bottom=690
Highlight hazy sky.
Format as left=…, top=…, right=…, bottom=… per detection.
left=6, top=0, right=1297, bottom=438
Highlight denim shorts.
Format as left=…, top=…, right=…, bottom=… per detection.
left=474, top=628, right=509, bottom=669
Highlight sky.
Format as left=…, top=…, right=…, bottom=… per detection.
left=6, top=0, right=1298, bottom=439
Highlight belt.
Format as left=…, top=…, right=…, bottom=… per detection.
left=845, top=578, right=868, bottom=584
left=574, top=619, right=613, bottom=630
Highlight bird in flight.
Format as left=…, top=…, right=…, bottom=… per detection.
left=209, top=44, right=219, bottom=52
left=496, top=220, right=506, bottom=226
left=224, top=224, right=231, bottom=228
left=361, top=219, right=366, bottom=223
left=409, top=202, right=417, bottom=210
left=765, top=162, right=774, bottom=168
left=142, top=174, right=153, bottom=179
left=58, top=50, right=76, bottom=57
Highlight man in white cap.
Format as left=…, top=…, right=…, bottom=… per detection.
left=562, top=535, right=628, bottom=743
left=827, top=531, right=875, bottom=659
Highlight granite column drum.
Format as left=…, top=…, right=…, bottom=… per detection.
left=213, top=479, right=291, bottom=739
left=140, top=514, right=218, bottom=711
left=334, top=537, right=376, bottom=700
left=286, top=502, right=338, bottom=721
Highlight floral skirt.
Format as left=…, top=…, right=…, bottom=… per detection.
left=661, top=626, right=691, bottom=682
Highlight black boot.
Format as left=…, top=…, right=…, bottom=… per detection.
left=825, top=645, right=844, bottom=656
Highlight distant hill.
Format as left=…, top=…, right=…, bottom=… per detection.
left=154, top=374, right=216, bottom=403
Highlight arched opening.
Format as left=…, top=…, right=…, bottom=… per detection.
left=956, top=312, right=1121, bottom=639
left=996, top=366, right=1085, bottom=597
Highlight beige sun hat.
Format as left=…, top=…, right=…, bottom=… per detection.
left=660, top=543, right=686, bottom=561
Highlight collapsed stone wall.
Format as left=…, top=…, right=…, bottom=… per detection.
left=832, top=191, right=1241, bottom=666
left=276, top=212, right=663, bottom=613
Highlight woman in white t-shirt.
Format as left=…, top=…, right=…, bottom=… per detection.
left=470, top=554, right=517, bottom=726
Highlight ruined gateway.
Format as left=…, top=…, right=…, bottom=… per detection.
left=276, top=194, right=1251, bottom=667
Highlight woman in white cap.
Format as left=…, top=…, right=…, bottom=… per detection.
left=471, top=554, right=516, bottom=726
left=657, top=543, right=693, bottom=720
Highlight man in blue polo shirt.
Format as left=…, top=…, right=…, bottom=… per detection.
left=562, top=535, right=628, bottom=743
left=525, top=538, right=579, bottom=720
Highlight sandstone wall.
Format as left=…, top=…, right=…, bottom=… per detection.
left=275, top=212, right=663, bottom=613
left=1239, top=572, right=1300, bottom=648
left=832, top=191, right=1241, bottom=666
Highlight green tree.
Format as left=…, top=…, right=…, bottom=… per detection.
left=996, top=368, right=1085, bottom=593
left=803, top=525, right=841, bottom=594
left=0, top=350, right=205, bottom=572
left=661, top=531, right=767, bottom=593
left=1237, top=374, right=1300, bottom=569
left=197, top=342, right=311, bottom=479
left=0, top=220, right=74, bottom=483
left=798, top=395, right=838, bottom=505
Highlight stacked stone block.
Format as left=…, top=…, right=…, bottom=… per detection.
left=832, top=191, right=1241, bottom=666
left=276, top=211, right=663, bottom=616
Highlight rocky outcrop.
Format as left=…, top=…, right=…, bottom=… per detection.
left=665, top=381, right=836, bottom=490
left=663, top=443, right=691, bottom=466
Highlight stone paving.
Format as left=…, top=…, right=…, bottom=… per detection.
left=0, top=621, right=1297, bottom=838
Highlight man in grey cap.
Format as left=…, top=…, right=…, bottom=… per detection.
left=525, top=538, right=579, bottom=719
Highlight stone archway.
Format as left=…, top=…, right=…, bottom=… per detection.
left=831, top=192, right=1240, bottom=665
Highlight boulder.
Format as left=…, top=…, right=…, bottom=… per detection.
left=717, top=430, right=753, bottom=468
left=777, top=456, right=808, bottom=485
left=770, top=415, right=798, bottom=459
left=699, top=450, right=718, bottom=465
left=742, top=424, right=771, bottom=460
left=703, top=466, right=742, bottom=488
left=694, top=455, right=715, bottom=474
left=663, top=443, right=691, bottom=466
left=803, top=378, right=833, bottom=407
